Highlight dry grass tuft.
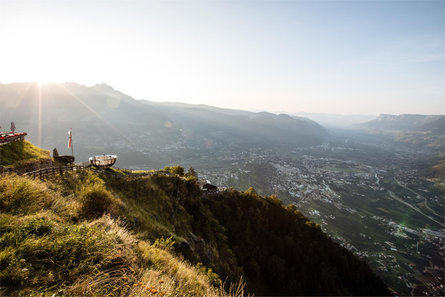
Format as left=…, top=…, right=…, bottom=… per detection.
left=0, top=174, right=55, bottom=214
left=137, top=240, right=221, bottom=297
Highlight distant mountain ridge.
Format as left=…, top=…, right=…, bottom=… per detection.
left=356, top=114, right=444, bottom=152
left=359, top=114, right=444, bottom=132
left=142, top=100, right=327, bottom=149
left=0, top=82, right=327, bottom=167
left=292, top=112, right=377, bottom=128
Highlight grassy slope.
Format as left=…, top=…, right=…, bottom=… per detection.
left=0, top=167, right=390, bottom=296
left=0, top=140, right=51, bottom=169
left=0, top=173, right=230, bottom=297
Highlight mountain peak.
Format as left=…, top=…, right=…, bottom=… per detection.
left=91, top=83, right=116, bottom=92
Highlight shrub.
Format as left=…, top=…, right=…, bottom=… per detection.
left=153, top=236, right=175, bottom=251
left=53, top=170, right=104, bottom=197
left=163, top=166, right=184, bottom=176
left=78, top=184, right=118, bottom=218
left=185, top=167, right=198, bottom=180
left=196, top=262, right=222, bottom=287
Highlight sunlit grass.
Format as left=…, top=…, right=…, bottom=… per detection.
left=0, top=140, right=51, bottom=168
left=0, top=172, right=246, bottom=296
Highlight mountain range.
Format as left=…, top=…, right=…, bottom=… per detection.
left=355, top=114, right=444, bottom=152
left=0, top=82, right=327, bottom=166
left=358, top=114, right=444, bottom=133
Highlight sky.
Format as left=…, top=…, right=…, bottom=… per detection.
left=0, top=0, right=444, bottom=115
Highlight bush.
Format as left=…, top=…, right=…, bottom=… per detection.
left=153, top=236, right=175, bottom=251
left=185, top=167, right=198, bottom=180
left=163, top=166, right=184, bottom=176
left=196, top=262, right=222, bottom=287
left=53, top=170, right=104, bottom=197
left=78, top=184, right=117, bottom=218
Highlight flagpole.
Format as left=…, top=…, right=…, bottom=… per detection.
left=71, top=129, right=74, bottom=157
left=68, top=128, right=74, bottom=157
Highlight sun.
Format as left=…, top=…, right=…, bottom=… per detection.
left=31, top=72, right=61, bottom=85
left=35, top=79, right=50, bottom=86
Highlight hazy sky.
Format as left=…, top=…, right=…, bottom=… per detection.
left=1, top=0, right=444, bottom=115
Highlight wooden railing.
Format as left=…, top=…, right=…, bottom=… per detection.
left=22, top=165, right=88, bottom=179
left=20, top=166, right=173, bottom=180
left=15, top=165, right=219, bottom=193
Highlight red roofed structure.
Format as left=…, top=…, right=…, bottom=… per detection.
left=0, top=132, right=27, bottom=145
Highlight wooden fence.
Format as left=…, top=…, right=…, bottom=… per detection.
left=22, top=165, right=88, bottom=179
left=17, top=165, right=220, bottom=193
left=20, top=166, right=173, bottom=180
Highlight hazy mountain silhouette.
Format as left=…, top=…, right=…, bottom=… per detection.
left=292, top=112, right=377, bottom=128
left=0, top=82, right=327, bottom=165
left=359, top=114, right=444, bottom=132
left=356, top=114, right=444, bottom=152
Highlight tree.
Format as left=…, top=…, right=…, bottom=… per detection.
left=164, top=165, right=184, bottom=176
left=186, top=167, right=198, bottom=179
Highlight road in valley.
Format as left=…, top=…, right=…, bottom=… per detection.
left=387, top=191, right=444, bottom=228
left=394, top=179, right=442, bottom=218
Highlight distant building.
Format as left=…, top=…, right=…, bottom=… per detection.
left=0, top=132, right=27, bottom=145
left=197, top=179, right=218, bottom=192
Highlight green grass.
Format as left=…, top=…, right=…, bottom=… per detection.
left=131, top=169, right=156, bottom=174
left=0, top=172, right=238, bottom=297
left=0, top=175, right=59, bottom=215
left=0, top=140, right=51, bottom=168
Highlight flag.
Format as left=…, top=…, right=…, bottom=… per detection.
left=68, top=128, right=72, bottom=148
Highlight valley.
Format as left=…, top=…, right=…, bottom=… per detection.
left=194, top=141, right=444, bottom=296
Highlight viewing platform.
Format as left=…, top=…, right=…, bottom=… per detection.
left=0, top=132, right=27, bottom=145
left=89, top=155, right=117, bottom=168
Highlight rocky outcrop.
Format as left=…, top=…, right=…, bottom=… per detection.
left=53, top=148, right=75, bottom=165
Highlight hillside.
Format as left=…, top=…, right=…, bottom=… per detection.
left=0, top=145, right=390, bottom=296
left=358, top=114, right=444, bottom=132
left=355, top=114, right=444, bottom=152
left=0, top=174, right=227, bottom=297
left=142, top=101, right=327, bottom=149
left=0, top=82, right=327, bottom=167
left=292, top=112, right=377, bottom=128
left=0, top=140, right=52, bottom=173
